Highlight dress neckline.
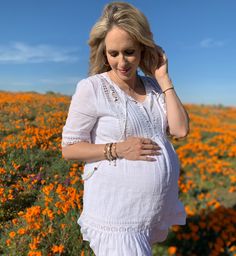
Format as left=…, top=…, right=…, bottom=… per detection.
left=102, top=72, right=148, bottom=104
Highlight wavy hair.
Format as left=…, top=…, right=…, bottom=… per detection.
left=88, top=2, right=159, bottom=76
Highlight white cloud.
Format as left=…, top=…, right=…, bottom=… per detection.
left=0, top=42, right=79, bottom=63
left=200, top=38, right=227, bottom=48
left=0, top=76, right=82, bottom=95
left=39, top=76, right=81, bottom=85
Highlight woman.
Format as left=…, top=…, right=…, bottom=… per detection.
left=62, top=2, right=190, bottom=255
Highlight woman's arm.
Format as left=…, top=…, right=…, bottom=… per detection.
left=153, top=46, right=190, bottom=139
left=62, top=137, right=161, bottom=162
left=157, top=76, right=190, bottom=139
left=62, top=142, right=105, bottom=162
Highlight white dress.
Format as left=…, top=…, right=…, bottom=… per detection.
left=61, top=72, right=186, bottom=256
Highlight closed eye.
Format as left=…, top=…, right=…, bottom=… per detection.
left=124, top=50, right=135, bottom=55
left=107, top=50, right=135, bottom=57
left=109, top=52, right=118, bottom=57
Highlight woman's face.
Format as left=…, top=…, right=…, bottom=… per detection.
left=104, top=26, right=142, bottom=83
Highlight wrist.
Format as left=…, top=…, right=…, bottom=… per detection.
left=162, top=86, right=174, bottom=94
left=116, top=142, right=124, bottom=158
left=156, top=76, right=173, bottom=91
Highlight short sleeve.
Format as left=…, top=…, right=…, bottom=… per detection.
left=61, top=79, right=98, bottom=147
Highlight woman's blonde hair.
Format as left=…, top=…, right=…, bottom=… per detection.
left=88, top=1, right=159, bottom=76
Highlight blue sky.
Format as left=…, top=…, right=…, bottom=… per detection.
left=0, top=0, right=235, bottom=106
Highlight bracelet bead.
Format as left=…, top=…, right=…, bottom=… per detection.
left=113, top=143, right=119, bottom=158
left=104, top=143, right=109, bottom=160
left=108, top=143, right=114, bottom=161
left=104, top=142, right=120, bottom=164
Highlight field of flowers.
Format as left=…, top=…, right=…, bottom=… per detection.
left=0, top=91, right=235, bottom=256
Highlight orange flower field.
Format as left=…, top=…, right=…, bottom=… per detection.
left=0, top=91, right=235, bottom=256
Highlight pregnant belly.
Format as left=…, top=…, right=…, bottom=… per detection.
left=121, top=136, right=180, bottom=194
left=83, top=138, right=180, bottom=219
left=85, top=136, right=179, bottom=195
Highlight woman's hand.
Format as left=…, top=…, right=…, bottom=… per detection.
left=152, top=45, right=168, bottom=79
left=152, top=45, right=174, bottom=91
left=116, top=136, right=161, bottom=161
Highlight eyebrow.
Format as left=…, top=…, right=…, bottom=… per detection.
left=107, top=50, right=117, bottom=53
left=107, top=48, right=135, bottom=53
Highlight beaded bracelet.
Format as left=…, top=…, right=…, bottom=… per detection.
left=107, top=143, right=114, bottom=161
left=112, top=143, right=119, bottom=158
left=104, top=143, right=114, bottom=161
left=103, top=142, right=119, bottom=163
left=111, top=143, right=118, bottom=166
left=103, top=143, right=110, bottom=160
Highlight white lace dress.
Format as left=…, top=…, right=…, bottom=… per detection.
left=61, top=72, right=186, bottom=256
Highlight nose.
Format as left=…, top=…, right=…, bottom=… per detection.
left=119, top=54, right=128, bottom=67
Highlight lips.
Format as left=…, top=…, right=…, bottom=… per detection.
left=118, top=68, right=131, bottom=74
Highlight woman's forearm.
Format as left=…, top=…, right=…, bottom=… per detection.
left=61, top=136, right=161, bottom=163
left=157, top=77, right=190, bottom=138
left=62, top=141, right=127, bottom=162
left=164, top=89, right=190, bottom=138
left=62, top=142, right=106, bottom=162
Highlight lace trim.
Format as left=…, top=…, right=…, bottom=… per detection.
left=100, top=75, right=127, bottom=140
left=158, top=93, right=167, bottom=115
left=61, top=136, right=90, bottom=147
left=78, top=213, right=161, bottom=233
left=78, top=209, right=186, bottom=234
left=145, top=78, right=167, bottom=115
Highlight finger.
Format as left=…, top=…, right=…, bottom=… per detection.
left=163, top=54, right=168, bottom=64
left=141, top=138, right=158, bottom=145
left=141, top=142, right=160, bottom=151
left=140, top=138, right=148, bottom=144
left=140, top=149, right=161, bottom=156
left=142, top=144, right=161, bottom=150
left=139, top=156, right=157, bottom=162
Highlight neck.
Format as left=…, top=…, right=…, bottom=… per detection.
left=109, top=71, right=138, bottom=91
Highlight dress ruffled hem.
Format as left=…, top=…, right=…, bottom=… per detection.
left=77, top=211, right=185, bottom=256
left=78, top=216, right=153, bottom=256
left=81, top=227, right=152, bottom=255
left=77, top=207, right=186, bottom=256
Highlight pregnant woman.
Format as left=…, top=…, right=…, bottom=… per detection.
left=62, top=2, right=190, bottom=255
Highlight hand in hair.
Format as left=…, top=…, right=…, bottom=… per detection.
left=152, top=45, right=169, bottom=82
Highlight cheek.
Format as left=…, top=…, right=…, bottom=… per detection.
left=130, top=55, right=141, bottom=65
left=107, top=57, right=116, bottom=67
left=106, top=54, right=141, bottom=67
left=130, top=51, right=142, bottom=64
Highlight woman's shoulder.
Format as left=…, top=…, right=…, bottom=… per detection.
left=82, top=73, right=105, bottom=82
left=78, top=73, right=107, bottom=89
left=75, top=73, right=106, bottom=96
